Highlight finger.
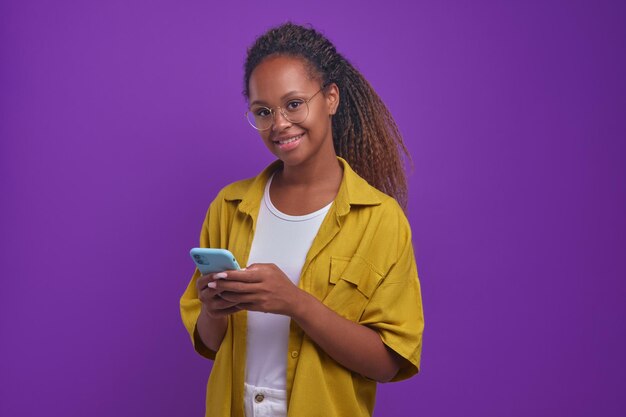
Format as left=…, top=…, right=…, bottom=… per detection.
left=220, top=291, right=258, bottom=304
left=196, top=275, right=211, bottom=290
left=218, top=292, right=258, bottom=304
left=234, top=302, right=259, bottom=312
left=212, top=280, right=259, bottom=293
left=200, top=295, right=237, bottom=314
left=222, top=268, right=262, bottom=283
left=197, top=271, right=230, bottom=291
left=198, top=290, right=221, bottom=304
left=211, top=297, right=239, bottom=311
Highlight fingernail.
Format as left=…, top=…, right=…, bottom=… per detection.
left=207, top=282, right=217, bottom=289
left=215, top=272, right=227, bottom=279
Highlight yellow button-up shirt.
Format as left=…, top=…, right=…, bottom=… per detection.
left=180, top=157, right=424, bottom=417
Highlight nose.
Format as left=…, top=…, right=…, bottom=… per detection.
left=271, top=108, right=292, bottom=131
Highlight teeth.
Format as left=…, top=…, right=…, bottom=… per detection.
left=277, top=134, right=303, bottom=145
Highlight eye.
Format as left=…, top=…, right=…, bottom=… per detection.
left=286, top=100, right=304, bottom=112
left=254, top=107, right=271, bottom=118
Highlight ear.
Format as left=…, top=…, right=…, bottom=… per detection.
left=325, top=83, right=340, bottom=115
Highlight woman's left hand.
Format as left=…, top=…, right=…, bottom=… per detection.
left=211, top=263, right=304, bottom=316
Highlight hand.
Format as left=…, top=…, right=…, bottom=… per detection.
left=195, top=272, right=240, bottom=317
left=210, top=263, right=304, bottom=316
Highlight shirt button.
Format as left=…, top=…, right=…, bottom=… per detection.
left=255, top=394, right=264, bottom=403
left=291, top=351, right=299, bottom=358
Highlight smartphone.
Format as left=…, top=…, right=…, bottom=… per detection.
left=190, top=248, right=241, bottom=275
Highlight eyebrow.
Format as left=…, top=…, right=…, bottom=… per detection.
left=250, top=90, right=305, bottom=107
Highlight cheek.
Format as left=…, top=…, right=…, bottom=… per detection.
left=259, top=132, right=277, bottom=151
left=307, top=113, right=331, bottom=134
left=260, top=132, right=273, bottom=144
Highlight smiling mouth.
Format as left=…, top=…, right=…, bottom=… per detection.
left=273, top=133, right=304, bottom=145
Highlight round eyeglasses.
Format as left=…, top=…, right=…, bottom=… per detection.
left=245, top=86, right=325, bottom=131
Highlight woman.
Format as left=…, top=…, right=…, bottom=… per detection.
left=180, top=22, right=424, bottom=417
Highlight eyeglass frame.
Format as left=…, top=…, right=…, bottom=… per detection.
left=245, top=85, right=327, bottom=131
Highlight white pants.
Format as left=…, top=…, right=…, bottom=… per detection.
left=244, top=383, right=287, bottom=417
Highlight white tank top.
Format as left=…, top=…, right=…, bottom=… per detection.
left=245, top=174, right=332, bottom=390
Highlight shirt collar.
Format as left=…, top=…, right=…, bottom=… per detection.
left=224, top=157, right=382, bottom=217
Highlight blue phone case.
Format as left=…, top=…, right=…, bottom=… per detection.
left=190, top=248, right=241, bottom=275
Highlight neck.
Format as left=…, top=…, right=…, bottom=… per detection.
left=278, top=153, right=342, bottom=188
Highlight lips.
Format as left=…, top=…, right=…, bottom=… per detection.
left=273, top=133, right=304, bottom=145
left=272, top=133, right=304, bottom=151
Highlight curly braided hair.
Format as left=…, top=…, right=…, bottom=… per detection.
left=244, top=23, right=411, bottom=209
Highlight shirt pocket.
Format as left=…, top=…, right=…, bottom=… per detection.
left=322, top=255, right=383, bottom=321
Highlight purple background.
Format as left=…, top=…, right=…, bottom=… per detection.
left=1, top=1, right=625, bottom=416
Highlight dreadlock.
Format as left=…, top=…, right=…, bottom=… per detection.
left=243, top=23, right=411, bottom=209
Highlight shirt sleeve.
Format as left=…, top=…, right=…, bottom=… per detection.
left=179, top=199, right=220, bottom=360
left=358, top=216, right=424, bottom=382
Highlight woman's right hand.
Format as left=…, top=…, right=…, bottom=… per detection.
left=195, top=272, right=240, bottom=317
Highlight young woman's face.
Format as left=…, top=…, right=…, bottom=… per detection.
left=247, top=55, right=339, bottom=168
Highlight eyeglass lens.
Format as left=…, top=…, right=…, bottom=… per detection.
left=247, top=99, right=309, bottom=131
